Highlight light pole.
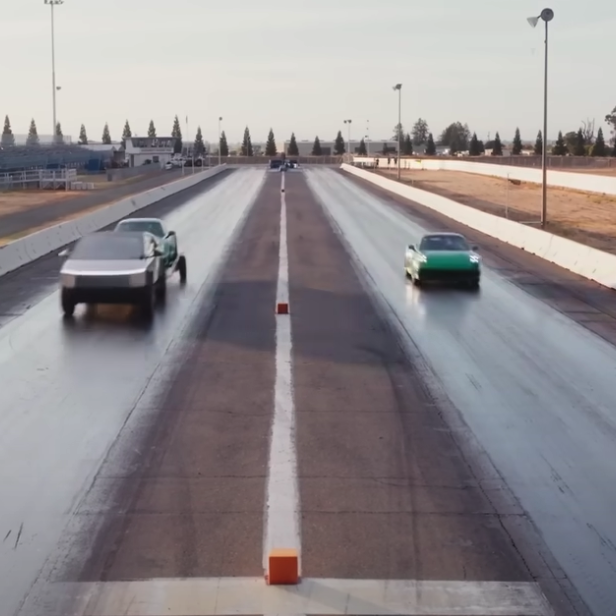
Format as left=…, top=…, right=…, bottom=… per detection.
left=528, top=8, right=554, bottom=228
left=45, top=0, right=63, bottom=145
left=344, top=119, right=352, bottom=156
left=393, top=84, right=402, bottom=180
left=366, top=120, right=370, bottom=156
left=218, top=116, right=223, bottom=166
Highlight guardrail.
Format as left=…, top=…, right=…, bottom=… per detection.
left=341, top=163, right=616, bottom=289
left=0, top=164, right=229, bottom=277
left=0, top=168, right=78, bottom=190
left=351, top=156, right=616, bottom=196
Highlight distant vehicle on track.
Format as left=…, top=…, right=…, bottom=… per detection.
left=404, top=232, right=481, bottom=289
left=114, top=217, right=187, bottom=282
left=269, top=159, right=284, bottom=170
left=58, top=231, right=168, bottom=319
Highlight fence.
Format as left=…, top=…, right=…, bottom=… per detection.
left=0, top=168, right=78, bottom=190
left=203, top=155, right=343, bottom=166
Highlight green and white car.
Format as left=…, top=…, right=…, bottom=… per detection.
left=405, top=232, right=481, bottom=288
left=114, top=217, right=187, bottom=283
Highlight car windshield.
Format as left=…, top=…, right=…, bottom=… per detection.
left=419, top=234, right=469, bottom=251
left=117, top=220, right=164, bottom=237
left=70, top=234, right=144, bottom=260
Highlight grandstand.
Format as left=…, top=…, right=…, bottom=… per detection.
left=0, top=142, right=119, bottom=173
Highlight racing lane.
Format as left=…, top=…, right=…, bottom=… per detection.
left=306, top=167, right=616, bottom=616
left=0, top=168, right=265, bottom=616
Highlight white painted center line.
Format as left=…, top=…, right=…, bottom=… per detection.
left=263, top=170, right=301, bottom=571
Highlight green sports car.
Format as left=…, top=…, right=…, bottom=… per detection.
left=114, top=217, right=187, bottom=282
left=405, top=232, right=481, bottom=288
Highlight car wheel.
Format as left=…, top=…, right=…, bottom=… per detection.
left=61, top=289, right=76, bottom=317
left=178, top=255, right=187, bottom=284
left=412, top=276, right=422, bottom=287
left=155, top=273, right=167, bottom=301
left=141, top=285, right=155, bottom=319
left=468, top=278, right=480, bottom=290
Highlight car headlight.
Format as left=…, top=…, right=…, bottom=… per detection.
left=416, top=254, right=428, bottom=263
left=61, top=273, right=76, bottom=288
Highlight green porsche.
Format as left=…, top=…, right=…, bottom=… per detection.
left=405, top=232, right=481, bottom=288
left=114, top=217, right=187, bottom=283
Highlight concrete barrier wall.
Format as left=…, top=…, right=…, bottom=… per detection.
left=351, top=156, right=616, bottom=196
left=0, top=164, right=228, bottom=278
left=341, top=164, right=616, bottom=290
left=105, top=166, right=165, bottom=182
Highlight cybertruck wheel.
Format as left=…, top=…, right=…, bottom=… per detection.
left=61, top=289, right=76, bottom=317
left=177, top=255, right=187, bottom=284
left=140, top=285, right=155, bottom=319
left=155, top=273, right=167, bottom=301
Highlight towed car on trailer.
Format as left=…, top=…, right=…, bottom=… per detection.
left=114, top=217, right=187, bottom=282
left=59, top=231, right=167, bottom=318
left=404, top=232, right=481, bottom=288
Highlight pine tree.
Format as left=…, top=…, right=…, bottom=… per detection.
left=573, top=128, right=586, bottom=156
left=172, top=115, right=183, bottom=154
left=148, top=120, right=157, bottom=138
left=287, top=132, right=299, bottom=156
left=78, top=124, right=88, bottom=145
left=469, top=132, right=481, bottom=156
left=411, top=118, right=429, bottom=145
left=612, top=140, right=616, bottom=157
left=101, top=122, right=111, bottom=145
left=403, top=133, right=413, bottom=155
left=1, top=115, right=15, bottom=147
left=591, top=128, right=606, bottom=157
left=241, top=127, right=253, bottom=156
left=26, top=119, right=40, bottom=146
left=358, top=138, right=367, bottom=156
left=219, top=131, right=229, bottom=157
left=552, top=131, right=567, bottom=155
left=333, top=130, right=345, bottom=155
left=311, top=136, right=322, bottom=156
left=265, top=128, right=277, bottom=156
left=193, top=126, right=205, bottom=157
left=425, top=133, right=436, bottom=156
left=512, top=127, right=523, bottom=155
left=491, top=132, right=503, bottom=156
left=54, top=122, right=64, bottom=145
left=534, top=130, right=543, bottom=155
left=121, top=120, right=132, bottom=149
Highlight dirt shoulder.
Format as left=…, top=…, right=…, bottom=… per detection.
left=0, top=169, right=186, bottom=242
left=377, top=168, right=616, bottom=254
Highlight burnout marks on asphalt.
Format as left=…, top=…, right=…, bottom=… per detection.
left=284, top=172, right=531, bottom=581
left=75, top=174, right=281, bottom=581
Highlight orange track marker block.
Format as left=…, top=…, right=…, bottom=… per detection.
left=266, top=548, right=299, bottom=585
left=276, top=302, right=289, bottom=314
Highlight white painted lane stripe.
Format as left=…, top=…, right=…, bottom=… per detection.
left=54, top=578, right=552, bottom=615
left=263, top=170, right=301, bottom=571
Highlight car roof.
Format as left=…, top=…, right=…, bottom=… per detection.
left=117, top=218, right=163, bottom=224
left=421, top=232, right=465, bottom=239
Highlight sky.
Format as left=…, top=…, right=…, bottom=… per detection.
left=2, top=0, right=615, bottom=145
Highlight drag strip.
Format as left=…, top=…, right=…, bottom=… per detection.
left=1, top=168, right=264, bottom=616
left=306, top=167, right=614, bottom=616
left=0, top=169, right=232, bottom=329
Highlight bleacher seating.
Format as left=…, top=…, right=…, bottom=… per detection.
left=0, top=145, right=107, bottom=172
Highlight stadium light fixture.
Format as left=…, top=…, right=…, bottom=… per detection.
left=527, top=8, right=554, bottom=227
left=392, top=84, right=402, bottom=180
left=343, top=119, right=352, bottom=156
left=44, top=0, right=63, bottom=145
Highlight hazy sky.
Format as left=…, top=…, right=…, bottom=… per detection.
left=2, top=0, right=615, bottom=144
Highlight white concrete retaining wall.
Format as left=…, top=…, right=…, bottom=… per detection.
left=352, top=156, right=616, bottom=196
left=0, top=164, right=228, bottom=278
left=342, top=163, right=616, bottom=290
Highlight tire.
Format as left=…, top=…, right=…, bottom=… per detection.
left=61, top=289, right=75, bottom=317
left=412, top=276, right=422, bottom=287
left=177, top=255, right=187, bottom=284
left=140, top=285, right=155, bottom=319
left=155, top=272, right=167, bottom=301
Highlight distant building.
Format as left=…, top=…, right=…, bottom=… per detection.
left=125, top=137, right=175, bottom=168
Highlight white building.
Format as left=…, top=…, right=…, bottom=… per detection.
left=125, top=137, right=175, bottom=168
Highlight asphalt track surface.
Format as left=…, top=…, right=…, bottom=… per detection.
left=0, top=167, right=190, bottom=239
left=2, top=167, right=615, bottom=615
